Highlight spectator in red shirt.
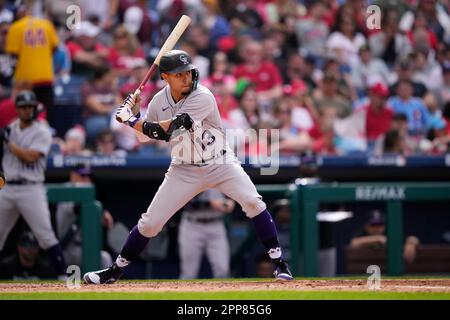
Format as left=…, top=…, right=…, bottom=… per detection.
left=66, top=21, right=109, bottom=76
left=108, top=25, right=145, bottom=78
left=308, top=106, right=337, bottom=155
left=364, top=82, right=393, bottom=143
left=233, top=40, right=283, bottom=107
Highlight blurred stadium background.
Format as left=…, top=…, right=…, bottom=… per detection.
left=0, top=0, right=450, bottom=281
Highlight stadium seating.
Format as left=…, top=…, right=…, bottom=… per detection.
left=51, top=75, right=87, bottom=137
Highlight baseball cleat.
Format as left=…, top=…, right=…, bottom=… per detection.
left=273, top=262, right=293, bottom=281
left=83, top=264, right=124, bottom=284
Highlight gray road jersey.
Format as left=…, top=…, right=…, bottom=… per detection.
left=145, top=84, right=232, bottom=164
left=184, top=189, right=225, bottom=220
left=2, top=120, right=51, bottom=182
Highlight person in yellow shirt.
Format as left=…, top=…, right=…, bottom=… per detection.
left=6, top=0, right=59, bottom=126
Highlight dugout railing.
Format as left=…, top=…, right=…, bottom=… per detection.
left=46, top=184, right=102, bottom=273
left=255, top=181, right=450, bottom=277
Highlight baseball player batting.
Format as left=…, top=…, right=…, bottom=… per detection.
left=0, top=91, right=67, bottom=279
left=83, top=50, right=293, bottom=284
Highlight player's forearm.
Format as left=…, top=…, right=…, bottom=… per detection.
left=131, top=120, right=145, bottom=134
left=8, top=143, right=41, bottom=163
left=350, top=235, right=385, bottom=248
left=129, top=119, right=172, bottom=141
left=75, top=52, right=105, bottom=67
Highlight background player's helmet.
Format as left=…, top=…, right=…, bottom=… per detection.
left=159, top=50, right=199, bottom=91
left=15, top=90, right=39, bottom=120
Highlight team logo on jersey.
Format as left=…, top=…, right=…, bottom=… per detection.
left=180, top=55, right=189, bottom=64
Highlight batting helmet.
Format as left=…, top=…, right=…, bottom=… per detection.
left=159, top=50, right=199, bottom=91
left=15, top=90, right=39, bottom=120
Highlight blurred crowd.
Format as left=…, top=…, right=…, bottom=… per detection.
left=1, top=0, right=450, bottom=157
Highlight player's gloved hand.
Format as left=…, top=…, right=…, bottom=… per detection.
left=0, top=127, right=11, bottom=143
left=116, top=104, right=139, bottom=128
left=167, top=113, right=194, bottom=136
left=123, top=93, right=141, bottom=118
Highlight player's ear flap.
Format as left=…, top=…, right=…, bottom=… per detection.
left=191, top=69, right=199, bottom=91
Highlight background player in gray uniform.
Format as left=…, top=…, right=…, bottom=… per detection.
left=84, top=50, right=293, bottom=284
left=0, top=91, right=67, bottom=279
left=178, top=189, right=235, bottom=279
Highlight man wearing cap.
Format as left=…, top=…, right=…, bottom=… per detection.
left=0, top=90, right=67, bottom=280
left=363, top=82, right=394, bottom=143
left=350, top=211, right=420, bottom=264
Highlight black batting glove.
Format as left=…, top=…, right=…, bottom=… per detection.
left=167, top=113, right=194, bottom=136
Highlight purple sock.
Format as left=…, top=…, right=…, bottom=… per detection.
left=251, top=209, right=280, bottom=251
left=46, top=244, right=67, bottom=276
left=119, top=226, right=150, bottom=264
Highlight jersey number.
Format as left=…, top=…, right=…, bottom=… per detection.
left=24, top=28, right=47, bottom=47
left=201, top=130, right=215, bottom=150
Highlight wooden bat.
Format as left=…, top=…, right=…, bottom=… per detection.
left=134, top=15, right=191, bottom=97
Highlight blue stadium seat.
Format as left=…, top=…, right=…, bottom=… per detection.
left=52, top=75, right=88, bottom=137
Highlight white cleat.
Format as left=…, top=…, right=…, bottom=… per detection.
left=83, top=264, right=123, bottom=284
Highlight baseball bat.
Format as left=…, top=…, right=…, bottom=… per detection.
left=134, top=15, right=192, bottom=97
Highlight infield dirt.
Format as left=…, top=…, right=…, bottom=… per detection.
left=0, top=279, right=449, bottom=293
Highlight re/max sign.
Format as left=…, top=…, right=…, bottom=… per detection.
left=355, top=186, right=405, bottom=200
